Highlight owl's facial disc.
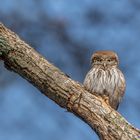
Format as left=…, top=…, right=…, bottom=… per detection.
left=91, top=51, right=119, bottom=69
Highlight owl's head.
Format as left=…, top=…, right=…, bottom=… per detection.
left=91, top=50, right=119, bottom=69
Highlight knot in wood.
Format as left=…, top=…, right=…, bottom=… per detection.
left=67, top=92, right=83, bottom=112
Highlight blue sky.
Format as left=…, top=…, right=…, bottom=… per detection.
left=0, top=0, right=140, bottom=140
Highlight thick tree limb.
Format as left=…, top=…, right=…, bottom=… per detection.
left=0, top=23, right=140, bottom=140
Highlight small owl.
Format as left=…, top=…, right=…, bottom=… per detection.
left=83, top=51, right=126, bottom=110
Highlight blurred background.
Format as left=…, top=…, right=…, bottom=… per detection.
left=0, top=0, right=140, bottom=140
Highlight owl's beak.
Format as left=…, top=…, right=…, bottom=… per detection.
left=103, top=63, right=107, bottom=69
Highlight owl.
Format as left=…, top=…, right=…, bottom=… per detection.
left=83, top=51, right=126, bottom=110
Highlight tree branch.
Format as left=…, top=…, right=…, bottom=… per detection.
left=0, top=23, right=139, bottom=140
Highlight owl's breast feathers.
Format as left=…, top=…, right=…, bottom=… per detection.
left=84, top=67, right=125, bottom=109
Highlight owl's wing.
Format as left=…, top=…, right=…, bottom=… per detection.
left=109, top=71, right=126, bottom=110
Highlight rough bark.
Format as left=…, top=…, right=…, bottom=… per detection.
left=0, top=22, right=140, bottom=140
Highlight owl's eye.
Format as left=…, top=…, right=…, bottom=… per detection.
left=107, top=59, right=111, bottom=62
left=98, top=59, right=102, bottom=62
left=94, top=59, right=102, bottom=62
